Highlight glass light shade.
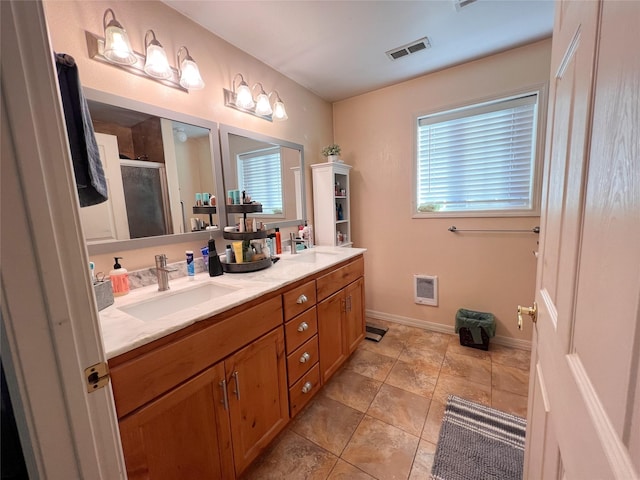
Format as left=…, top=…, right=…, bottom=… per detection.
left=179, top=59, right=205, bottom=90
left=103, top=25, right=136, bottom=65
left=235, top=83, right=255, bottom=109
left=272, top=99, right=288, bottom=121
left=254, top=92, right=273, bottom=116
left=144, top=44, right=172, bottom=79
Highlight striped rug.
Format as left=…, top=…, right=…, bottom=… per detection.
left=431, top=395, right=527, bottom=480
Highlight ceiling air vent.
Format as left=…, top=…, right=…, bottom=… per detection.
left=453, top=0, right=478, bottom=12
left=386, top=37, right=431, bottom=61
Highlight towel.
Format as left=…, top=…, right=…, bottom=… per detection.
left=56, top=53, right=108, bottom=207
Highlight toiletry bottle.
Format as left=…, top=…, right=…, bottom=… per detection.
left=109, top=257, right=129, bottom=296
left=225, top=245, right=233, bottom=263
left=275, top=228, right=282, bottom=254
left=208, top=238, right=223, bottom=276
left=337, top=203, right=344, bottom=220
left=186, top=250, right=195, bottom=280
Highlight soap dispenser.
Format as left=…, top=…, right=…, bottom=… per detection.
left=109, top=256, right=130, bottom=296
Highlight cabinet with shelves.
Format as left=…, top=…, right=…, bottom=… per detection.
left=311, top=163, right=352, bottom=247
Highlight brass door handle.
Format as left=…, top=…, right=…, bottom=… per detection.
left=517, top=302, right=537, bottom=330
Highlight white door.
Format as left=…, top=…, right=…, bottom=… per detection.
left=2, top=1, right=126, bottom=478
left=524, top=1, right=640, bottom=478
left=79, top=132, right=131, bottom=242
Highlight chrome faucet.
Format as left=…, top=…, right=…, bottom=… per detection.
left=290, top=233, right=308, bottom=254
left=155, top=254, right=178, bottom=291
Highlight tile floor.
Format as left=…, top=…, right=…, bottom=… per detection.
left=242, top=320, right=531, bottom=480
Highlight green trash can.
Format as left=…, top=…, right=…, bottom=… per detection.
left=455, top=308, right=496, bottom=351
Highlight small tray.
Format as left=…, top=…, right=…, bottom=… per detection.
left=223, top=230, right=268, bottom=240
left=226, top=204, right=263, bottom=214
left=192, top=206, right=217, bottom=214
left=221, top=257, right=272, bottom=273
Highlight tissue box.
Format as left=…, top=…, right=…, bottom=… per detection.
left=93, top=280, right=114, bottom=311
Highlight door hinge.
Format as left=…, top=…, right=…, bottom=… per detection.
left=84, top=362, right=110, bottom=393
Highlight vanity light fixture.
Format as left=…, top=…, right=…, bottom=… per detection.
left=233, top=74, right=255, bottom=109
left=223, top=73, right=288, bottom=122
left=177, top=46, right=205, bottom=90
left=86, top=9, right=205, bottom=93
left=143, top=30, right=171, bottom=79
left=173, top=127, right=188, bottom=143
left=270, top=91, right=288, bottom=121
left=102, top=8, right=136, bottom=65
left=253, top=83, right=273, bottom=116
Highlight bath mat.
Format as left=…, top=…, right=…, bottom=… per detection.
left=431, top=395, right=526, bottom=480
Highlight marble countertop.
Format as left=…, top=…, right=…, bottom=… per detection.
left=99, top=246, right=366, bottom=359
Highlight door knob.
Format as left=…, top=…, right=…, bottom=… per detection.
left=517, top=302, right=537, bottom=330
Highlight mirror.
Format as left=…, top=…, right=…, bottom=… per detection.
left=82, top=89, right=225, bottom=255
left=219, top=124, right=306, bottom=229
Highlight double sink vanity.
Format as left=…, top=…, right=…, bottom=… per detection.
left=100, top=247, right=366, bottom=479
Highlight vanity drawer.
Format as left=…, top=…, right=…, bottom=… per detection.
left=289, top=363, right=320, bottom=418
left=284, top=307, right=317, bottom=353
left=287, top=336, right=319, bottom=386
left=282, top=280, right=316, bottom=321
left=316, top=256, right=364, bottom=301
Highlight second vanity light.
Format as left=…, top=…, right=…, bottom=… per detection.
left=223, top=73, right=288, bottom=122
left=86, top=8, right=205, bottom=92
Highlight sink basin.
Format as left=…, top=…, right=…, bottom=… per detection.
left=118, top=283, right=239, bottom=321
left=284, top=250, right=339, bottom=263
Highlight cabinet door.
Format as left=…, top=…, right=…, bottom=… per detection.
left=344, top=278, right=365, bottom=354
left=119, top=363, right=233, bottom=480
left=317, top=289, right=347, bottom=383
left=225, top=327, right=288, bottom=476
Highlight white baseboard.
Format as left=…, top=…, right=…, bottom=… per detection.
left=365, top=309, right=531, bottom=351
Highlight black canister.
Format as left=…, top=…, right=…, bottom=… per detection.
left=208, top=238, right=224, bottom=276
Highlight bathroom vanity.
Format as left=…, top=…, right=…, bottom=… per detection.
left=100, top=248, right=365, bottom=479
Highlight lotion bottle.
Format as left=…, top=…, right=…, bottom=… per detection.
left=109, top=257, right=130, bottom=296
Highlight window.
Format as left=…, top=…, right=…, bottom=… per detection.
left=237, top=147, right=283, bottom=215
left=415, top=92, right=540, bottom=216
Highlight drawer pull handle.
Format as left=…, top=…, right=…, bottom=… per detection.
left=232, top=371, right=240, bottom=400
left=219, top=379, right=229, bottom=411
left=296, top=294, right=308, bottom=304
left=301, top=381, right=313, bottom=394
left=297, top=321, right=309, bottom=332
left=299, top=352, right=310, bottom=363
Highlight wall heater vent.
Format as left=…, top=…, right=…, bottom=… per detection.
left=414, top=275, right=438, bottom=306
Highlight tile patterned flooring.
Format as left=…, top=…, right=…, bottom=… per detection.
left=242, top=320, right=531, bottom=480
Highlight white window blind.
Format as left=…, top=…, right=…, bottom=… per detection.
left=416, top=93, right=538, bottom=214
left=237, top=147, right=283, bottom=214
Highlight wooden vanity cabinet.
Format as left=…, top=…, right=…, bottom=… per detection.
left=118, top=363, right=234, bottom=480
left=316, top=257, right=365, bottom=384
left=110, top=296, right=287, bottom=479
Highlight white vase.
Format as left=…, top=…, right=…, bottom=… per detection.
left=327, top=154, right=338, bottom=163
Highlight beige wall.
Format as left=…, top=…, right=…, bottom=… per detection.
left=43, top=0, right=333, bottom=273
left=333, top=39, right=552, bottom=343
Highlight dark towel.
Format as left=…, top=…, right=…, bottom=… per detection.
left=56, top=53, right=108, bottom=207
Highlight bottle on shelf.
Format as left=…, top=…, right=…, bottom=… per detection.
left=275, top=228, right=282, bottom=254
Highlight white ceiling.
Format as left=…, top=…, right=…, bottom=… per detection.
left=163, top=0, right=555, bottom=102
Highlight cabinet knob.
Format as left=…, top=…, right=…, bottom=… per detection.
left=299, top=352, right=311, bottom=363
left=301, top=381, right=313, bottom=394
left=297, top=321, right=309, bottom=332
left=296, top=294, right=308, bottom=304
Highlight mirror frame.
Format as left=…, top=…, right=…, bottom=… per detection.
left=83, top=88, right=227, bottom=255
left=219, top=124, right=306, bottom=230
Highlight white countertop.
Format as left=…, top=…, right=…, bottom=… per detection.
left=99, top=246, right=366, bottom=359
